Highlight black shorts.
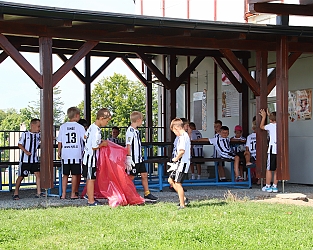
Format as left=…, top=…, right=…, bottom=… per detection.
left=62, top=163, right=81, bottom=176
left=215, top=161, right=225, bottom=167
left=267, top=153, right=277, bottom=171
left=128, top=162, right=147, bottom=176
left=82, top=164, right=97, bottom=180
left=191, top=156, right=204, bottom=164
left=18, top=162, right=40, bottom=177
left=169, top=170, right=187, bottom=184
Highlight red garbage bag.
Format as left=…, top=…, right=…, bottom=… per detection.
left=82, top=140, right=144, bottom=207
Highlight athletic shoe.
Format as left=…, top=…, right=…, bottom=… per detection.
left=88, top=201, right=102, bottom=206
left=178, top=206, right=185, bottom=210
left=262, top=186, right=273, bottom=192
left=235, top=176, right=243, bottom=182
left=191, top=174, right=195, bottom=180
left=144, top=193, right=158, bottom=202
left=197, top=175, right=201, bottom=180
left=272, top=186, right=278, bottom=193
left=177, top=198, right=190, bottom=206
left=83, top=194, right=88, bottom=200
left=220, top=178, right=227, bottom=182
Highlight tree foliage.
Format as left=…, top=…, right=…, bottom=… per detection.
left=81, top=73, right=158, bottom=128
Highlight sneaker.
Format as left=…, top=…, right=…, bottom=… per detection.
left=272, top=186, right=278, bottom=193
left=178, top=206, right=185, bottom=210
left=191, top=174, right=195, bottom=180
left=144, top=193, right=158, bottom=202
left=262, top=186, right=273, bottom=193
left=235, top=176, right=243, bottom=182
left=197, top=175, right=201, bottom=180
left=220, top=178, right=227, bottom=182
left=83, top=194, right=88, bottom=200
left=177, top=198, right=190, bottom=207
left=88, top=201, right=102, bottom=206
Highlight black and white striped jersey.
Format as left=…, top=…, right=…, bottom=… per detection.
left=126, top=126, right=142, bottom=164
left=191, top=129, right=203, bottom=157
left=57, top=122, right=86, bottom=164
left=230, top=136, right=246, bottom=153
left=18, top=131, right=41, bottom=163
left=108, top=137, right=121, bottom=144
left=209, top=135, right=235, bottom=160
left=83, top=123, right=102, bottom=168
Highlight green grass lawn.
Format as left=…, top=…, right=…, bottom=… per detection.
left=1, top=199, right=313, bottom=249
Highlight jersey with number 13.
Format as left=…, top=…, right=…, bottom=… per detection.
left=57, top=121, right=86, bottom=164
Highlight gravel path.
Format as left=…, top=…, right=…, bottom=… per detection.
left=1, top=182, right=313, bottom=209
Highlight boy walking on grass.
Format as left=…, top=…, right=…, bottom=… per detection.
left=260, top=109, right=278, bottom=193
left=83, top=108, right=111, bottom=206
left=168, top=118, right=190, bottom=209
left=125, top=111, right=158, bottom=202
left=13, top=119, right=41, bottom=200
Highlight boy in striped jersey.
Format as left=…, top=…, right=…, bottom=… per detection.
left=108, top=126, right=121, bottom=144
left=13, top=118, right=41, bottom=200
left=125, top=111, right=158, bottom=202
left=189, top=122, right=203, bottom=180
left=82, top=108, right=111, bottom=206
left=58, top=107, right=86, bottom=199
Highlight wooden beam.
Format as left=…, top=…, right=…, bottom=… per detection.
left=220, top=49, right=260, bottom=95
left=267, top=52, right=302, bottom=95
left=39, top=37, right=54, bottom=189
left=255, top=50, right=268, bottom=180
left=57, top=54, right=85, bottom=83
left=175, top=55, right=205, bottom=88
left=0, top=34, right=42, bottom=88
left=90, top=56, right=116, bottom=83
left=121, top=56, right=147, bottom=86
left=212, top=56, right=242, bottom=93
left=53, top=40, right=98, bottom=86
left=276, top=36, right=290, bottom=180
left=137, top=51, right=171, bottom=89
left=84, top=54, right=91, bottom=124
left=0, top=51, right=8, bottom=64
left=250, top=2, right=313, bottom=16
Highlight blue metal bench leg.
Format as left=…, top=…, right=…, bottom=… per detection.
left=158, top=163, right=163, bottom=191
left=214, top=162, right=219, bottom=182
left=248, top=168, right=252, bottom=188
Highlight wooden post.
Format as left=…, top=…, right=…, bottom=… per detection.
left=145, top=66, right=153, bottom=143
left=84, top=54, right=91, bottom=124
left=39, top=37, right=54, bottom=189
left=255, top=50, right=268, bottom=179
left=276, top=36, right=290, bottom=180
left=242, top=57, right=249, bottom=137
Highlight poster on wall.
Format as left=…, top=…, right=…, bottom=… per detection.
left=221, top=72, right=240, bottom=117
left=288, top=89, right=312, bottom=122
left=193, top=90, right=207, bottom=131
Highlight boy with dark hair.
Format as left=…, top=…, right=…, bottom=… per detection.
left=58, top=107, right=86, bottom=199
left=108, top=126, right=121, bottom=144
left=260, top=109, right=278, bottom=193
left=189, top=122, right=203, bottom=180
left=214, top=120, right=227, bottom=181
left=83, top=108, right=111, bottom=206
left=168, top=118, right=191, bottom=209
left=230, top=125, right=246, bottom=181
left=13, top=118, right=41, bottom=200
left=125, top=111, right=158, bottom=202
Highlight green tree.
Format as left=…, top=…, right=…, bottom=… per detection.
left=27, top=86, right=65, bottom=126
left=78, top=73, right=158, bottom=141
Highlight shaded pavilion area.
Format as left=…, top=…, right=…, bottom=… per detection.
left=0, top=1, right=313, bottom=189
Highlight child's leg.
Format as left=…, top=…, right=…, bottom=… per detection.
left=61, top=175, right=69, bottom=199
left=14, top=176, right=24, bottom=196
left=140, top=172, right=149, bottom=193
left=218, top=165, right=226, bottom=178
left=265, top=169, right=272, bottom=186
left=86, top=179, right=95, bottom=204
left=234, top=156, right=240, bottom=178
left=34, top=172, right=41, bottom=195
left=71, top=175, right=79, bottom=198
left=174, top=183, right=185, bottom=207
left=273, top=170, right=278, bottom=185
left=190, top=163, right=195, bottom=174
left=196, top=164, right=201, bottom=176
